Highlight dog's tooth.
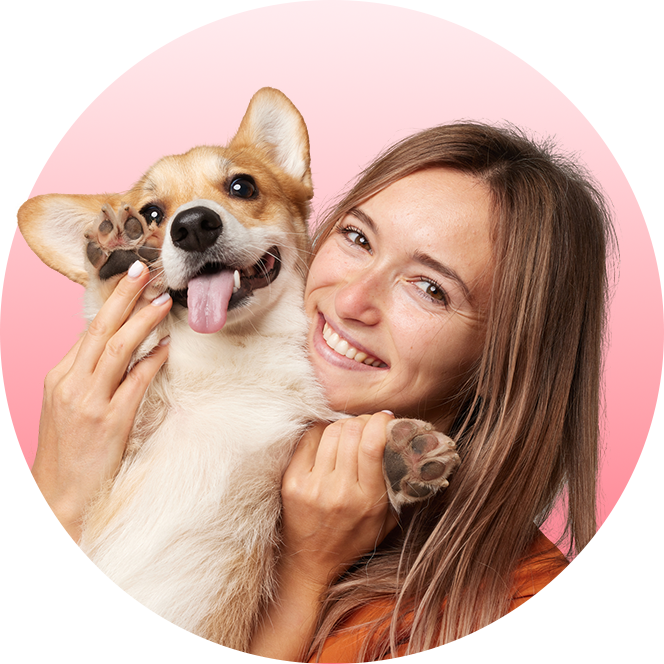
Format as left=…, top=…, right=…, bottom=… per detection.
left=354, top=351, right=368, bottom=363
left=363, top=356, right=376, bottom=365
left=329, top=332, right=340, bottom=346
left=233, top=270, right=241, bottom=294
left=345, top=347, right=357, bottom=359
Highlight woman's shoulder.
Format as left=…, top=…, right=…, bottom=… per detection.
left=510, top=529, right=569, bottom=610
left=503, top=533, right=581, bottom=636
left=312, top=530, right=568, bottom=662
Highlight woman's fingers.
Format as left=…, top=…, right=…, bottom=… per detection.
left=279, top=414, right=399, bottom=587
left=285, top=414, right=397, bottom=517
left=313, top=419, right=347, bottom=475
left=356, top=411, right=394, bottom=495
left=73, top=262, right=152, bottom=373
left=93, top=292, right=172, bottom=396
left=333, top=416, right=371, bottom=479
left=113, top=338, right=170, bottom=425
left=289, top=422, right=327, bottom=473
left=296, top=414, right=395, bottom=489
left=66, top=259, right=173, bottom=397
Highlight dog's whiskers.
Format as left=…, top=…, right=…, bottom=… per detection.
left=145, top=267, right=166, bottom=288
left=118, top=264, right=167, bottom=318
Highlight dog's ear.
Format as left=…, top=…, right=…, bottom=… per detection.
left=230, top=87, right=312, bottom=195
left=17, top=193, right=121, bottom=286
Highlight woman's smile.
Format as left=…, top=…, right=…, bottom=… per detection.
left=305, top=167, right=494, bottom=426
left=312, top=313, right=389, bottom=370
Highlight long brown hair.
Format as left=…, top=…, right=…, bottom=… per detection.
left=307, top=123, right=615, bottom=659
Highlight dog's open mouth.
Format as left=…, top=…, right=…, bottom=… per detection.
left=169, top=247, right=281, bottom=333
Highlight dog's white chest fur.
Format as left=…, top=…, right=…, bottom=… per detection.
left=79, top=295, right=332, bottom=647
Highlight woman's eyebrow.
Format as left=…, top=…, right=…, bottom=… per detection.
left=413, top=250, right=471, bottom=302
left=348, top=208, right=378, bottom=234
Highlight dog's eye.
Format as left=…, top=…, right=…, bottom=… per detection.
left=229, top=176, right=258, bottom=199
left=140, top=205, right=164, bottom=226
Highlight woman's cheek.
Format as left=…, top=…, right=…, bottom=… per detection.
left=305, top=247, right=338, bottom=300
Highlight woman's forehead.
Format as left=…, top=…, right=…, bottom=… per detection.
left=370, top=169, right=490, bottom=222
left=361, top=169, right=492, bottom=263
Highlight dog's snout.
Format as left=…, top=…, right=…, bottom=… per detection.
left=170, top=206, right=223, bottom=252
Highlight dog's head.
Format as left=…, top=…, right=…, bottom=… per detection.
left=18, top=87, right=313, bottom=333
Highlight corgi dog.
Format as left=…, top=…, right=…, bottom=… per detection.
left=17, top=88, right=460, bottom=651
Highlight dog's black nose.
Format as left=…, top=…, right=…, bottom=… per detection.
left=170, top=206, right=223, bottom=252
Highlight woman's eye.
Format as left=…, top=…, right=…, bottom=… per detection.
left=140, top=204, right=164, bottom=226
left=414, top=279, right=448, bottom=305
left=342, top=227, right=371, bottom=250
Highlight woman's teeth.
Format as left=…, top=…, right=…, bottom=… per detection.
left=323, top=323, right=386, bottom=368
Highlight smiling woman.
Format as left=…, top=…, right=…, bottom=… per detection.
left=306, top=168, right=492, bottom=426
left=251, top=122, right=614, bottom=661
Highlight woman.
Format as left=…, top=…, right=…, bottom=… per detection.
left=32, top=123, right=613, bottom=661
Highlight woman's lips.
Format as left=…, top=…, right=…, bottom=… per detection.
left=323, top=323, right=387, bottom=367
left=312, top=314, right=388, bottom=370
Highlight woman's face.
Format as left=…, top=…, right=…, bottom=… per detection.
left=305, top=167, right=494, bottom=427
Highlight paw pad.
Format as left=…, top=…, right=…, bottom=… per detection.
left=84, top=203, right=163, bottom=280
left=383, top=418, right=460, bottom=510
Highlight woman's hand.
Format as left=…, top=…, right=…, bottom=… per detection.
left=30, top=262, right=172, bottom=541
left=281, top=412, right=399, bottom=589
left=250, top=413, right=397, bottom=660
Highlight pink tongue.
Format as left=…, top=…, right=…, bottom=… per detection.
left=187, top=270, right=235, bottom=333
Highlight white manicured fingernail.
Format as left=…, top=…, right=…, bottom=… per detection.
left=381, top=410, right=394, bottom=416
left=127, top=260, right=144, bottom=279
left=151, top=292, right=171, bottom=306
left=158, top=335, right=171, bottom=346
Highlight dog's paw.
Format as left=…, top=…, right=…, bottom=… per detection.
left=83, top=203, right=169, bottom=358
left=383, top=419, right=460, bottom=510
left=84, top=203, right=164, bottom=282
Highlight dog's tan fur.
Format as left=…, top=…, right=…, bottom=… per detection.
left=19, top=89, right=337, bottom=649
left=18, top=88, right=460, bottom=650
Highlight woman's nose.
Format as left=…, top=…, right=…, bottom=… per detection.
left=334, top=269, right=383, bottom=326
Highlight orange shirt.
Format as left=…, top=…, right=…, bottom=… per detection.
left=314, top=531, right=568, bottom=662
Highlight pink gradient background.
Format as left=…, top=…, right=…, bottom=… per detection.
left=1, top=1, right=661, bottom=545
